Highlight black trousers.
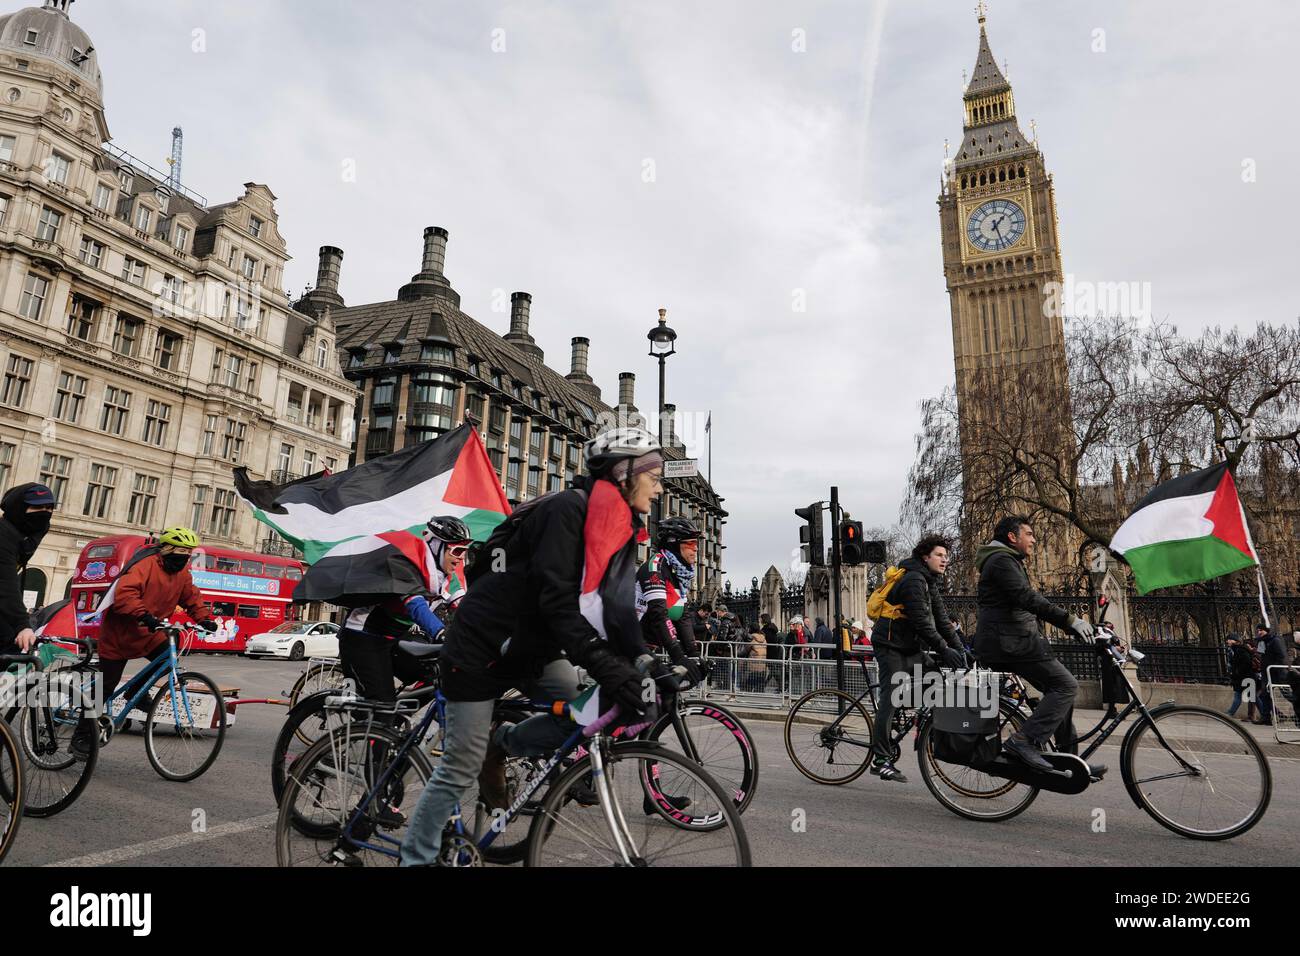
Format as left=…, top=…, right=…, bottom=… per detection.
left=337, top=629, right=431, bottom=703
left=993, top=655, right=1079, bottom=752
left=870, top=646, right=929, bottom=762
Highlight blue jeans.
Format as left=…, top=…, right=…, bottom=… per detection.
left=399, top=659, right=581, bottom=866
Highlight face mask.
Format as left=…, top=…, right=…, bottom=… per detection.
left=18, top=512, right=51, bottom=537
left=161, top=553, right=189, bottom=574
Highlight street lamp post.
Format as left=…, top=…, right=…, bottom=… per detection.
left=646, top=308, right=677, bottom=533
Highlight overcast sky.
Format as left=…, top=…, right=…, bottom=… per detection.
left=76, top=0, right=1296, bottom=587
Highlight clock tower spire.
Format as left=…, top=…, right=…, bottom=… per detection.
left=938, top=7, right=1076, bottom=580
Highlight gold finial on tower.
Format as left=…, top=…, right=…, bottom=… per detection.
left=976, top=0, right=988, bottom=25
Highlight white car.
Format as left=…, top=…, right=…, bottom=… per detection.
left=245, top=621, right=341, bottom=661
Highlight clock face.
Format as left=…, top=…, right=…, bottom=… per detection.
left=966, top=198, right=1027, bottom=252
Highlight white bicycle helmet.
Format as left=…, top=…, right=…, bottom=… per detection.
left=584, top=426, right=662, bottom=475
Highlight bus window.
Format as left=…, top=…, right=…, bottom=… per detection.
left=211, top=601, right=235, bottom=616
left=237, top=604, right=260, bottom=619
left=240, top=560, right=264, bottom=576
left=265, top=564, right=286, bottom=579
left=215, top=556, right=239, bottom=572
left=86, top=545, right=117, bottom=559
left=190, top=552, right=204, bottom=569
left=285, top=567, right=303, bottom=581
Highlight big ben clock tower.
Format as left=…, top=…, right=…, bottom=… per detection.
left=938, top=7, right=1076, bottom=579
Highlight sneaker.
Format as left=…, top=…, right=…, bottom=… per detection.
left=69, top=733, right=94, bottom=763
left=1003, top=733, right=1053, bottom=772
left=877, top=762, right=908, bottom=783
left=869, top=756, right=887, bottom=776
left=374, top=804, right=407, bottom=830
left=1086, top=761, right=1108, bottom=780
left=644, top=793, right=691, bottom=816
left=568, top=774, right=599, bottom=806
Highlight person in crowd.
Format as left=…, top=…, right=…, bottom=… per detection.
left=71, top=527, right=219, bottom=759
left=0, top=482, right=56, bottom=656
left=1226, top=634, right=1256, bottom=720
left=399, top=426, right=672, bottom=866
left=1255, top=622, right=1288, bottom=725
left=850, top=619, right=871, bottom=649
left=973, top=516, right=1102, bottom=776
left=813, top=616, right=834, bottom=661
left=742, top=622, right=768, bottom=691
left=786, top=615, right=810, bottom=660
left=868, top=534, right=966, bottom=782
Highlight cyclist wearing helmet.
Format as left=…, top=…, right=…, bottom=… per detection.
left=637, top=516, right=704, bottom=687
left=71, top=527, right=217, bottom=759
left=336, top=514, right=472, bottom=703
left=400, top=425, right=668, bottom=866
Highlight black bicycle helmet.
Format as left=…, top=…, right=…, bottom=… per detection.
left=655, top=516, right=700, bottom=549
left=423, top=515, right=472, bottom=545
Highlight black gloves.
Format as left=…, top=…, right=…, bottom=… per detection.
left=662, top=639, right=702, bottom=688
left=138, top=614, right=164, bottom=632
left=940, top=646, right=966, bottom=670
left=199, top=619, right=219, bottom=633
left=584, top=646, right=650, bottom=718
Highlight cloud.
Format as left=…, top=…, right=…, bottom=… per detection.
left=81, top=0, right=1300, bottom=587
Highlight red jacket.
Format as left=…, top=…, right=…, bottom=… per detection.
left=100, top=553, right=211, bottom=660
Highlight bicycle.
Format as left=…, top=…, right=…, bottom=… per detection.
left=2, top=637, right=99, bottom=816
left=276, top=653, right=751, bottom=867
left=0, top=649, right=34, bottom=862
left=286, top=658, right=347, bottom=711
left=784, top=650, right=1029, bottom=785
left=918, top=595, right=1273, bottom=840
left=53, top=622, right=228, bottom=781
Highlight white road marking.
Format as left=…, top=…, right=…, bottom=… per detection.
left=44, top=811, right=280, bottom=867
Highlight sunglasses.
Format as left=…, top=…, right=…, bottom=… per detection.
left=447, top=544, right=470, bottom=557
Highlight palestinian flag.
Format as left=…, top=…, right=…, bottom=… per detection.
left=292, top=530, right=436, bottom=608
left=234, top=424, right=510, bottom=566
left=1110, top=462, right=1258, bottom=595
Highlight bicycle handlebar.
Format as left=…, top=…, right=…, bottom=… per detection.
left=34, top=635, right=95, bottom=666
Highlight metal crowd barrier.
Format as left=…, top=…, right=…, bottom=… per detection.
left=683, top=641, right=878, bottom=711
left=1265, top=665, right=1300, bottom=744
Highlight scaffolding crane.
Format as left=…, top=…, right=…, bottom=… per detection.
left=166, top=126, right=182, bottom=189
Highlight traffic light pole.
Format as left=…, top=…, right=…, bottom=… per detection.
left=830, top=485, right=844, bottom=694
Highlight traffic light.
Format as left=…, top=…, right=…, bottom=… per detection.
left=795, top=503, right=824, bottom=566
left=840, top=520, right=866, bottom=565
left=863, top=539, right=888, bottom=564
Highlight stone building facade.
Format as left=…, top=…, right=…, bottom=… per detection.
left=302, top=227, right=729, bottom=603
left=0, top=2, right=356, bottom=603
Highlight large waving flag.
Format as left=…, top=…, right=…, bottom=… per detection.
left=1110, top=461, right=1258, bottom=595
left=234, top=424, right=510, bottom=566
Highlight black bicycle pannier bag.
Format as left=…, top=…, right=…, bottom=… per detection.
left=931, top=701, right=1000, bottom=769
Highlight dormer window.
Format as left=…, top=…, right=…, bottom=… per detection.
left=23, top=30, right=38, bottom=48
left=249, top=216, right=263, bottom=239
left=134, top=205, right=151, bottom=232
left=347, top=349, right=366, bottom=369
left=384, top=345, right=401, bottom=364
left=118, top=170, right=133, bottom=191
left=316, top=340, right=329, bottom=369
left=155, top=189, right=170, bottom=214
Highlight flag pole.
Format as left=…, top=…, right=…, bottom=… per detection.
left=707, top=411, right=712, bottom=487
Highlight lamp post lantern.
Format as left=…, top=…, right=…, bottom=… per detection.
left=646, top=308, right=678, bottom=534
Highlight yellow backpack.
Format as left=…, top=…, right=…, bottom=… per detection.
left=866, top=566, right=907, bottom=621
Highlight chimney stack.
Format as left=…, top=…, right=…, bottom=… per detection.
left=618, top=372, right=636, bottom=409
left=398, top=226, right=459, bottom=306
left=503, top=291, right=543, bottom=361
left=663, top=403, right=678, bottom=447
left=294, top=244, right=346, bottom=317
left=566, top=336, right=601, bottom=400
left=316, top=246, right=343, bottom=295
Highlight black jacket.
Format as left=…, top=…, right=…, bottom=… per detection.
left=761, top=621, right=782, bottom=660
left=972, top=541, right=1074, bottom=663
left=441, top=477, right=647, bottom=697
left=0, top=481, right=48, bottom=650
left=1228, top=644, right=1255, bottom=691
left=872, top=557, right=960, bottom=655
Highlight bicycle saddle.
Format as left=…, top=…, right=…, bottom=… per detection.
left=397, top=641, right=443, bottom=659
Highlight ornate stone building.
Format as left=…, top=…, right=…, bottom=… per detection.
left=302, top=227, right=729, bottom=602
left=938, top=9, right=1079, bottom=580
left=0, top=1, right=356, bottom=603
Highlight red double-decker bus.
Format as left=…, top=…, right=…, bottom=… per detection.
left=68, top=535, right=306, bottom=653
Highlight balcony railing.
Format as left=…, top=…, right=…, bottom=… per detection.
left=259, top=538, right=303, bottom=559
left=269, top=470, right=297, bottom=485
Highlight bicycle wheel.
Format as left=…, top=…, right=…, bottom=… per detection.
left=289, top=661, right=347, bottom=712
left=277, top=724, right=434, bottom=867
left=0, top=716, right=24, bottom=862
left=784, top=689, right=874, bottom=784
left=271, top=690, right=351, bottom=806
left=1122, top=704, right=1271, bottom=840
left=10, top=669, right=98, bottom=817
left=525, top=742, right=750, bottom=866
left=144, top=671, right=227, bottom=782
left=918, top=705, right=1038, bottom=822
left=645, top=700, right=759, bottom=817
